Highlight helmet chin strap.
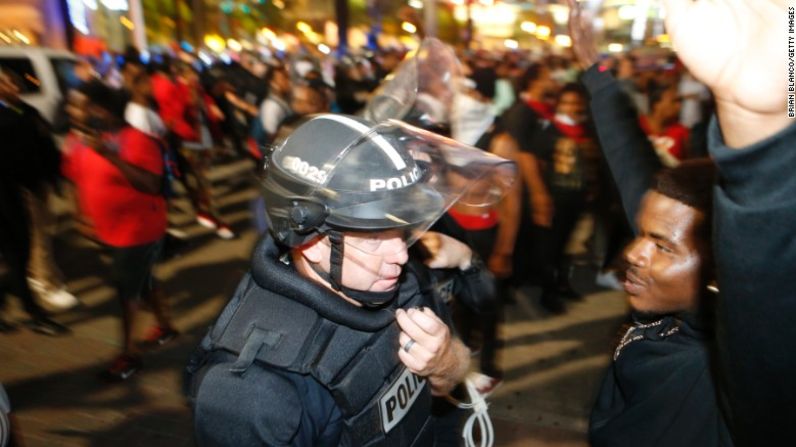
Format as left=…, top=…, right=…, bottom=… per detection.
left=312, top=230, right=400, bottom=308
left=327, top=230, right=345, bottom=292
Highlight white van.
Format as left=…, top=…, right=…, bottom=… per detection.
left=0, top=47, right=77, bottom=126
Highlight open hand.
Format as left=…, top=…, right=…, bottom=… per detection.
left=566, top=0, right=601, bottom=70
left=662, top=0, right=783, bottom=116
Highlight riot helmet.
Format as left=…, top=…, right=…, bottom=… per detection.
left=261, top=113, right=515, bottom=303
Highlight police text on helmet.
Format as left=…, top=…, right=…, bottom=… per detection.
left=369, top=166, right=422, bottom=192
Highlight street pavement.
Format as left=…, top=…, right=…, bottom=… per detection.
left=0, top=159, right=629, bottom=446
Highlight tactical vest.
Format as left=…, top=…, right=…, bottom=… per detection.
left=190, top=237, right=437, bottom=446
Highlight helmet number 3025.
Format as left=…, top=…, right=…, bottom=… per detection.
left=283, top=156, right=328, bottom=184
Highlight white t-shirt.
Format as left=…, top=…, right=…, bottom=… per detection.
left=679, top=74, right=710, bottom=128
left=124, top=102, right=166, bottom=139
left=260, top=94, right=291, bottom=136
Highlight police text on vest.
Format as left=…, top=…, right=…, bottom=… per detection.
left=379, top=367, right=426, bottom=433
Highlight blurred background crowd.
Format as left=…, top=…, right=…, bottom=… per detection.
left=0, top=0, right=725, bottom=443
left=0, top=31, right=711, bottom=373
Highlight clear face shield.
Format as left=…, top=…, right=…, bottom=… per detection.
left=270, top=116, right=516, bottom=266
left=362, top=38, right=465, bottom=128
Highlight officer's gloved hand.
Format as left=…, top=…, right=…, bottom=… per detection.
left=396, top=307, right=471, bottom=396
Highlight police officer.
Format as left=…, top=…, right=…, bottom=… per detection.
left=185, top=113, right=514, bottom=446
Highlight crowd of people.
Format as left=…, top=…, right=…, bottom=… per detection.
left=0, top=0, right=792, bottom=445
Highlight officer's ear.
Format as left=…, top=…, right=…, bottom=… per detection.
left=299, top=235, right=329, bottom=265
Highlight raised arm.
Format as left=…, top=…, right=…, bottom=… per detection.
left=568, top=0, right=662, bottom=232
left=660, top=1, right=796, bottom=443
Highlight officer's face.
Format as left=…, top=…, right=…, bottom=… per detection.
left=343, top=230, right=409, bottom=292
left=623, top=191, right=706, bottom=315
left=315, top=230, right=410, bottom=294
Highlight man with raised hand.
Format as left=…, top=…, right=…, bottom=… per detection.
left=569, top=0, right=794, bottom=444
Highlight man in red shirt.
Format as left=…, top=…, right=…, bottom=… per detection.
left=639, top=84, right=689, bottom=166
left=63, top=80, right=177, bottom=380
left=151, top=60, right=235, bottom=239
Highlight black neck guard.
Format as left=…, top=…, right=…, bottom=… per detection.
left=250, top=236, right=413, bottom=332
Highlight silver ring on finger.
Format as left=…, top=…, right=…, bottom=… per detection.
left=402, top=338, right=415, bottom=353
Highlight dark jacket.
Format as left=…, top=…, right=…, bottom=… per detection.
left=581, top=65, right=732, bottom=446
left=186, top=237, right=447, bottom=446
left=708, top=120, right=796, bottom=445
left=0, top=99, right=61, bottom=195
left=590, top=314, right=732, bottom=447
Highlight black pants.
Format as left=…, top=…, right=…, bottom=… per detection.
left=0, top=185, right=46, bottom=320
left=530, top=189, right=585, bottom=294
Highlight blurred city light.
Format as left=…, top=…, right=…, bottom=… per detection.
left=617, top=5, right=636, bottom=21
left=12, top=30, right=30, bottom=45
left=401, top=22, right=417, bottom=34
left=454, top=1, right=517, bottom=39
left=204, top=34, right=226, bottom=53
left=607, top=42, right=624, bottom=53
left=536, top=25, right=551, bottom=40
left=554, top=35, right=572, bottom=47
left=198, top=51, right=213, bottom=65
left=317, top=43, right=331, bottom=54
left=549, top=4, right=569, bottom=25
left=272, top=38, right=286, bottom=51
left=630, top=0, right=652, bottom=42
left=226, top=38, right=242, bottom=52
left=503, top=39, right=518, bottom=49
left=101, top=0, right=128, bottom=11
left=521, top=21, right=537, bottom=34
left=119, top=16, right=134, bottom=30
left=41, top=0, right=672, bottom=62
left=0, top=32, right=11, bottom=44
left=306, top=32, right=322, bottom=44
left=296, top=21, right=312, bottom=34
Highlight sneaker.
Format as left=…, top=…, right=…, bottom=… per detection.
left=100, top=354, right=142, bottom=381
left=41, top=288, right=80, bottom=310
left=27, top=317, right=70, bottom=336
left=140, top=325, right=179, bottom=348
left=196, top=212, right=219, bottom=229
left=28, top=277, right=47, bottom=295
left=215, top=224, right=236, bottom=240
left=166, top=227, right=190, bottom=240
